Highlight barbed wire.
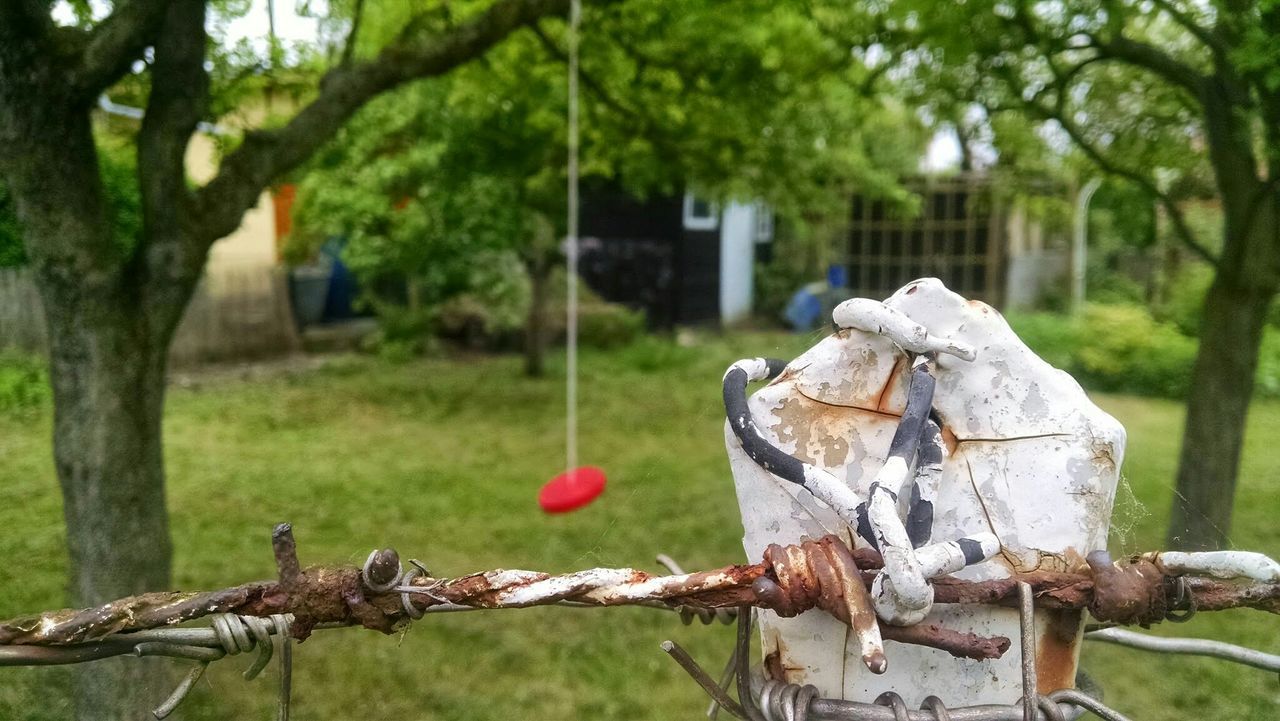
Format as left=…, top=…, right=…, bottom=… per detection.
left=0, top=524, right=1275, bottom=719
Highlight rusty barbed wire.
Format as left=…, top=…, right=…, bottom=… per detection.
left=0, top=524, right=1276, bottom=719
left=5, top=526, right=1274, bottom=653
left=656, top=553, right=739, bottom=626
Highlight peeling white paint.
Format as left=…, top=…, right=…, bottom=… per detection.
left=1155, top=551, right=1280, bottom=583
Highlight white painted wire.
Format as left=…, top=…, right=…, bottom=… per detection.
left=565, top=0, right=581, bottom=473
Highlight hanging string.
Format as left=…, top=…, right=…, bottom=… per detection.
left=565, top=0, right=581, bottom=473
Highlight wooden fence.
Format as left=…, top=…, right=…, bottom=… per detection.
left=0, top=264, right=301, bottom=366
left=848, top=175, right=1006, bottom=306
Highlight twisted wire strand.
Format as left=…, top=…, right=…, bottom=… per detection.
left=148, top=613, right=292, bottom=720
left=744, top=680, right=1115, bottom=721
left=755, top=678, right=819, bottom=721
left=873, top=693, right=910, bottom=721
left=660, top=601, right=1117, bottom=721
left=656, top=553, right=738, bottom=625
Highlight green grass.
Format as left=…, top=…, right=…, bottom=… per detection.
left=0, top=331, right=1276, bottom=720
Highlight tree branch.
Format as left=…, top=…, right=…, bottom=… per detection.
left=68, top=0, right=174, bottom=99
left=1150, top=0, right=1224, bottom=56
left=990, top=22, right=1218, bottom=266
left=340, top=0, right=368, bottom=66
left=1088, top=31, right=1207, bottom=97
left=186, top=0, right=573, bottom=249
left=528, top=20, right=729, bottom=180
left=136, top=0, right=210, bottom=300
left=529, top=23, right=637, bottom=121
left=1026, top=99, right=1218, bottom=266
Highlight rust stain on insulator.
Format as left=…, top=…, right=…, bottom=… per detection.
left=1035, top=609, right=1082, bottom=694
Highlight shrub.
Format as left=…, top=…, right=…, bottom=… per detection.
left=1001, top=311, right=1084, bottom=372
left=1011, top=303, right=1280, bottom=400
left=1007, top=304, right=1196, bottom=399
left=435, top=251, right=531, bottom=346
left=0, top=142, right=141, bottom=268
left=754, top=260, right=811, bottom=324
left=1150, top=262, right=1280, bottom=336
left=577, top=303, right=646, bottom=350
left=0, top=354, right=49, bottom=413
left=1254, top=333, right=1280, bottom=398
left=0, top=183, right=23, bottom=267
left=609, top=334, right=701, bottom=373
left=1071, top=305, right=1197, bottom=398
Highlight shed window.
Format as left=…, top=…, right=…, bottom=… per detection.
left=682, top=194, right=719, bottom=230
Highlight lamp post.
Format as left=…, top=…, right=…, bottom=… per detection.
left=1072, top=178, right=1103, bottom=315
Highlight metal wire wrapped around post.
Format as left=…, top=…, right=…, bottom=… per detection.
left=656, top=602, right=1143, bottom=721
left=146, top=613, right=292, bottom=720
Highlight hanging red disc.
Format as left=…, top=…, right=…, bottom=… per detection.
left=539, top=466, right=606, bottom=513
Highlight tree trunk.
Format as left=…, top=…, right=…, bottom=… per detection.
left=525, top=255, right=552, bottom=377
left=40, top=279, right=176, bottom=718
left=8, top=111, right=181, bottom=716
left=4, top=112, right=192, bottom=719
left=1167, top=214, right=1278, bottom=550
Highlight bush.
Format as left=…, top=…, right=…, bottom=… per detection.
left=0, top=354, right=49, bottom=413
left=1011, top=302, right=1280, bottom=400
left=1254, top=332, right=1280, bottom=398
left=600, top=334, right=698, bottom=373
left=754, top=260, right=810, bottom=324
left=1001, top=311, right=1084, bottom=371
left=1008, top=304, right=1196, bottom=399
left=577, top=303, right=646, bottom=350
left=435, top=251, right=532, bottom=348
left=1072, top=305, right=1197, bottom=398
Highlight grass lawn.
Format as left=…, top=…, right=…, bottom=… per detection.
left=0, top=330, right=1276, bottom=720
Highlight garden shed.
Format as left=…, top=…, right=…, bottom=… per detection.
left=579, top=188, right=771, bottom=328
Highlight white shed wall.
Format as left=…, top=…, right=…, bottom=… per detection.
left=719, top=202, right=756, bottom=323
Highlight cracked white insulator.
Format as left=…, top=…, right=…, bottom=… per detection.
left=726, top=278, right=1125, bottom=707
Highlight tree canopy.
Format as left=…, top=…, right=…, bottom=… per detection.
left=286, top=0, right=928, bottom=350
